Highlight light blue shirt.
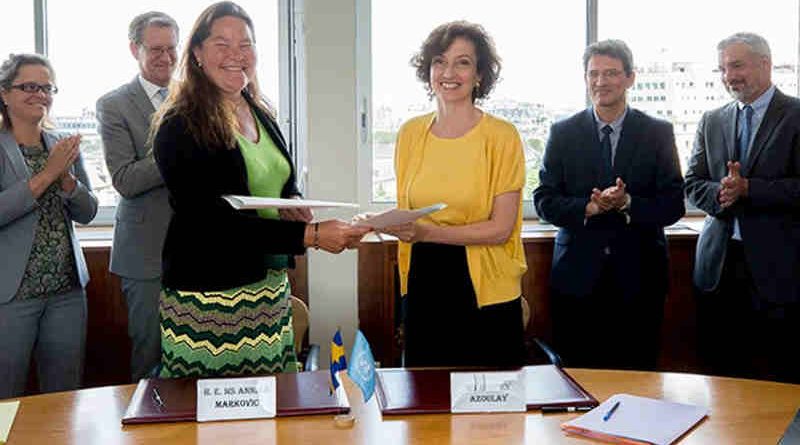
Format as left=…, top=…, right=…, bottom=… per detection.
left=737, top=84, right=775, bottom=157
left=138, top=75, right=168, bottom=110
left=732, top=84, right=775, bottom=241
left=593, top=106, right=628, bottom=165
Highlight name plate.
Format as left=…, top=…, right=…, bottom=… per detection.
left=196, top=376, right=276, bottom=422
left=450, top=371, right=526, bottom=414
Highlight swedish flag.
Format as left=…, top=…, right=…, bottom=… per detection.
left=330, top=328, right=347, bottom=391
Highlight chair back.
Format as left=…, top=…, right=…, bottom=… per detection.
left=521, top=295, right=531, bottom=330
left=290, top=295, right=310, bottom=354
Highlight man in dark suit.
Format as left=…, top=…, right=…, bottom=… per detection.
left=96, top=12, right=178, bottom=381
left=534, top=40, right=685, bottom=370
left=686, top=33, right=800, bottom=383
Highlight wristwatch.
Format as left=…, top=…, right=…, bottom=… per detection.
left=619, top=193, right=631, bottom=224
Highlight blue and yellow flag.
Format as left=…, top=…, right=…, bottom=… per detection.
left=348, top=330, right=376, bottom=402
left=330, top=328, right=347, bottom=391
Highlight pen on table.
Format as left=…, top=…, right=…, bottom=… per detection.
left=541, top=406, right=593, bottom=414
left=152, top=387, right=165, bottom=408
left=602, top=400, right=620, bottom=422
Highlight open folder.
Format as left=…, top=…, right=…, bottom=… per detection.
left=374, top=365, right=597, bottom=415
left=121, top=371, right=349, bottom=424
left=561, top=393, right=708, bottom=445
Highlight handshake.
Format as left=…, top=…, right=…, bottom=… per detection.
left=277, top=207, right=372, bottom=254
left=585, top=177, right=631, bottom=217
left=278, top=203, right=446, bottom=252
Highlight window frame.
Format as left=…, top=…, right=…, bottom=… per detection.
left=357, top=0, right=730, bottom=218
left=28, top=0, right=302, bottom=226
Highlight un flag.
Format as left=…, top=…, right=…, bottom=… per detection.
left=348, top=330, right=376, bottom=402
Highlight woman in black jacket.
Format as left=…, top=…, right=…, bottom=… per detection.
left=152, top=1, right=368, bottom=378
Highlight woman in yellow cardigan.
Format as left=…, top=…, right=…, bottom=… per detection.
left=381, top=21, right=527, bottom=367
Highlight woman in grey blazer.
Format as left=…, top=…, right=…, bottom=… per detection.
left=0, top=54, right=98, bottom=398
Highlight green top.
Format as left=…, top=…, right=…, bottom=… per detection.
left=236, top=116, right=291, bottom=220
left=236, top=115, right=293, bottom=270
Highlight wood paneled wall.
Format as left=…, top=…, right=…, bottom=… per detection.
left=358, top=231, right=700, bottom=372
left=77, top=244, right=307, bottom=389
left=74, top=230, right=697, bottom=389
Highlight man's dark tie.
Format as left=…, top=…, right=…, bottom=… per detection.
left=600, top=124, right=614, bottom=186
left=157, top=88, right=168, bottom=102
left=738, top=104, right=753, bottom=165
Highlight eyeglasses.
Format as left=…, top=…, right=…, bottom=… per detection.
left=141, top=44, right=178, bottom=57
left=9, top=82, right=58, bottom=95
left=587, top=69, right=625, bottom=81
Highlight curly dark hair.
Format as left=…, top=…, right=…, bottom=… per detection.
left=411, top=20, right=501, bottom=102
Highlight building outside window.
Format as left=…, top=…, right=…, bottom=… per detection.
left=369, top=0, right=586, bottom=203
left=44, top=1, right=282, bottom=209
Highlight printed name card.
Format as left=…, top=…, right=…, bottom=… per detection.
left=450, top=371, right=526, bottom=414
left=196, top=376, right=276, bottom=422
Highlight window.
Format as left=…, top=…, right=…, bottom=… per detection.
left=41, top=1, right=285, bottom=213
left=368, top=0, right=586, bottom=203
left=600, top=0, right=799, bottom=173
left=0, top=3, right=35, bottom=57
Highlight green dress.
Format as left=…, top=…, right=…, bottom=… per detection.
left=159, top=117, right=299, bottom=377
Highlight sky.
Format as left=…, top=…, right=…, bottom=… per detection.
left=0, top=0, right=280, bottom=117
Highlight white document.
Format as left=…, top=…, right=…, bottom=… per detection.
left=450, top=371, right=526, bottom=414
left=196, top=376, right=277, bottom=422
left=562, top=393, right=708, bottom=445
left=0, top=401, right=20, bottom=443
left=222, top=195, right=359, bottom=210
left=354, top=203, right=447, bottom=230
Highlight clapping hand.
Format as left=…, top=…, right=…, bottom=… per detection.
left=586, top=177, right=627, bottom=217
left=46, top=134, right=81, bottom=181
left=719, top=161, right=748, bottom=208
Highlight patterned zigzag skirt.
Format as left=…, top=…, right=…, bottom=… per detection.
left=159, top=269, right=298, bottom=378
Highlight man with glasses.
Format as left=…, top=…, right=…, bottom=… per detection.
left=96, top=11, right=178, bottom=381
left=534, top=40, right=684, bottom=371
left=686, top=33, right=800, bottom=383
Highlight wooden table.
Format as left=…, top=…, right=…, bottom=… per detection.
left=5, top=369, right=798, bottom=444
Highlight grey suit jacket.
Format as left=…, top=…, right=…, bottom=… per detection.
left=686, top=89, right=800, bottom=304
left=96, top=77, right=171, bottom=280
left=0, top=129, right=98, bottom=303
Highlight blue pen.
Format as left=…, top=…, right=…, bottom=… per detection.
left=602, top=400, right=620, bottom=422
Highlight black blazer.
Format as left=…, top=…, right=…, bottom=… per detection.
left=154, top=94, right=306, bottom=291
left=533, top=108, right=685, bottom=299
left=686, top=89, right=800, bottom=304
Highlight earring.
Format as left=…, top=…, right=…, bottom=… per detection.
left=475, top=80, right=481, bottom=89
left=198, top=61, right=203, bottom=68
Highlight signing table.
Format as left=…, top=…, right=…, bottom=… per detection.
left=4, top=369, right=799, bottom=444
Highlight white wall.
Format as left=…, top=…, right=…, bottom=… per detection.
left=303, top=0, right=361, bottom=358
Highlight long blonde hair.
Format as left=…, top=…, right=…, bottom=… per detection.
left=150, top=1, right=274, bottom=149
